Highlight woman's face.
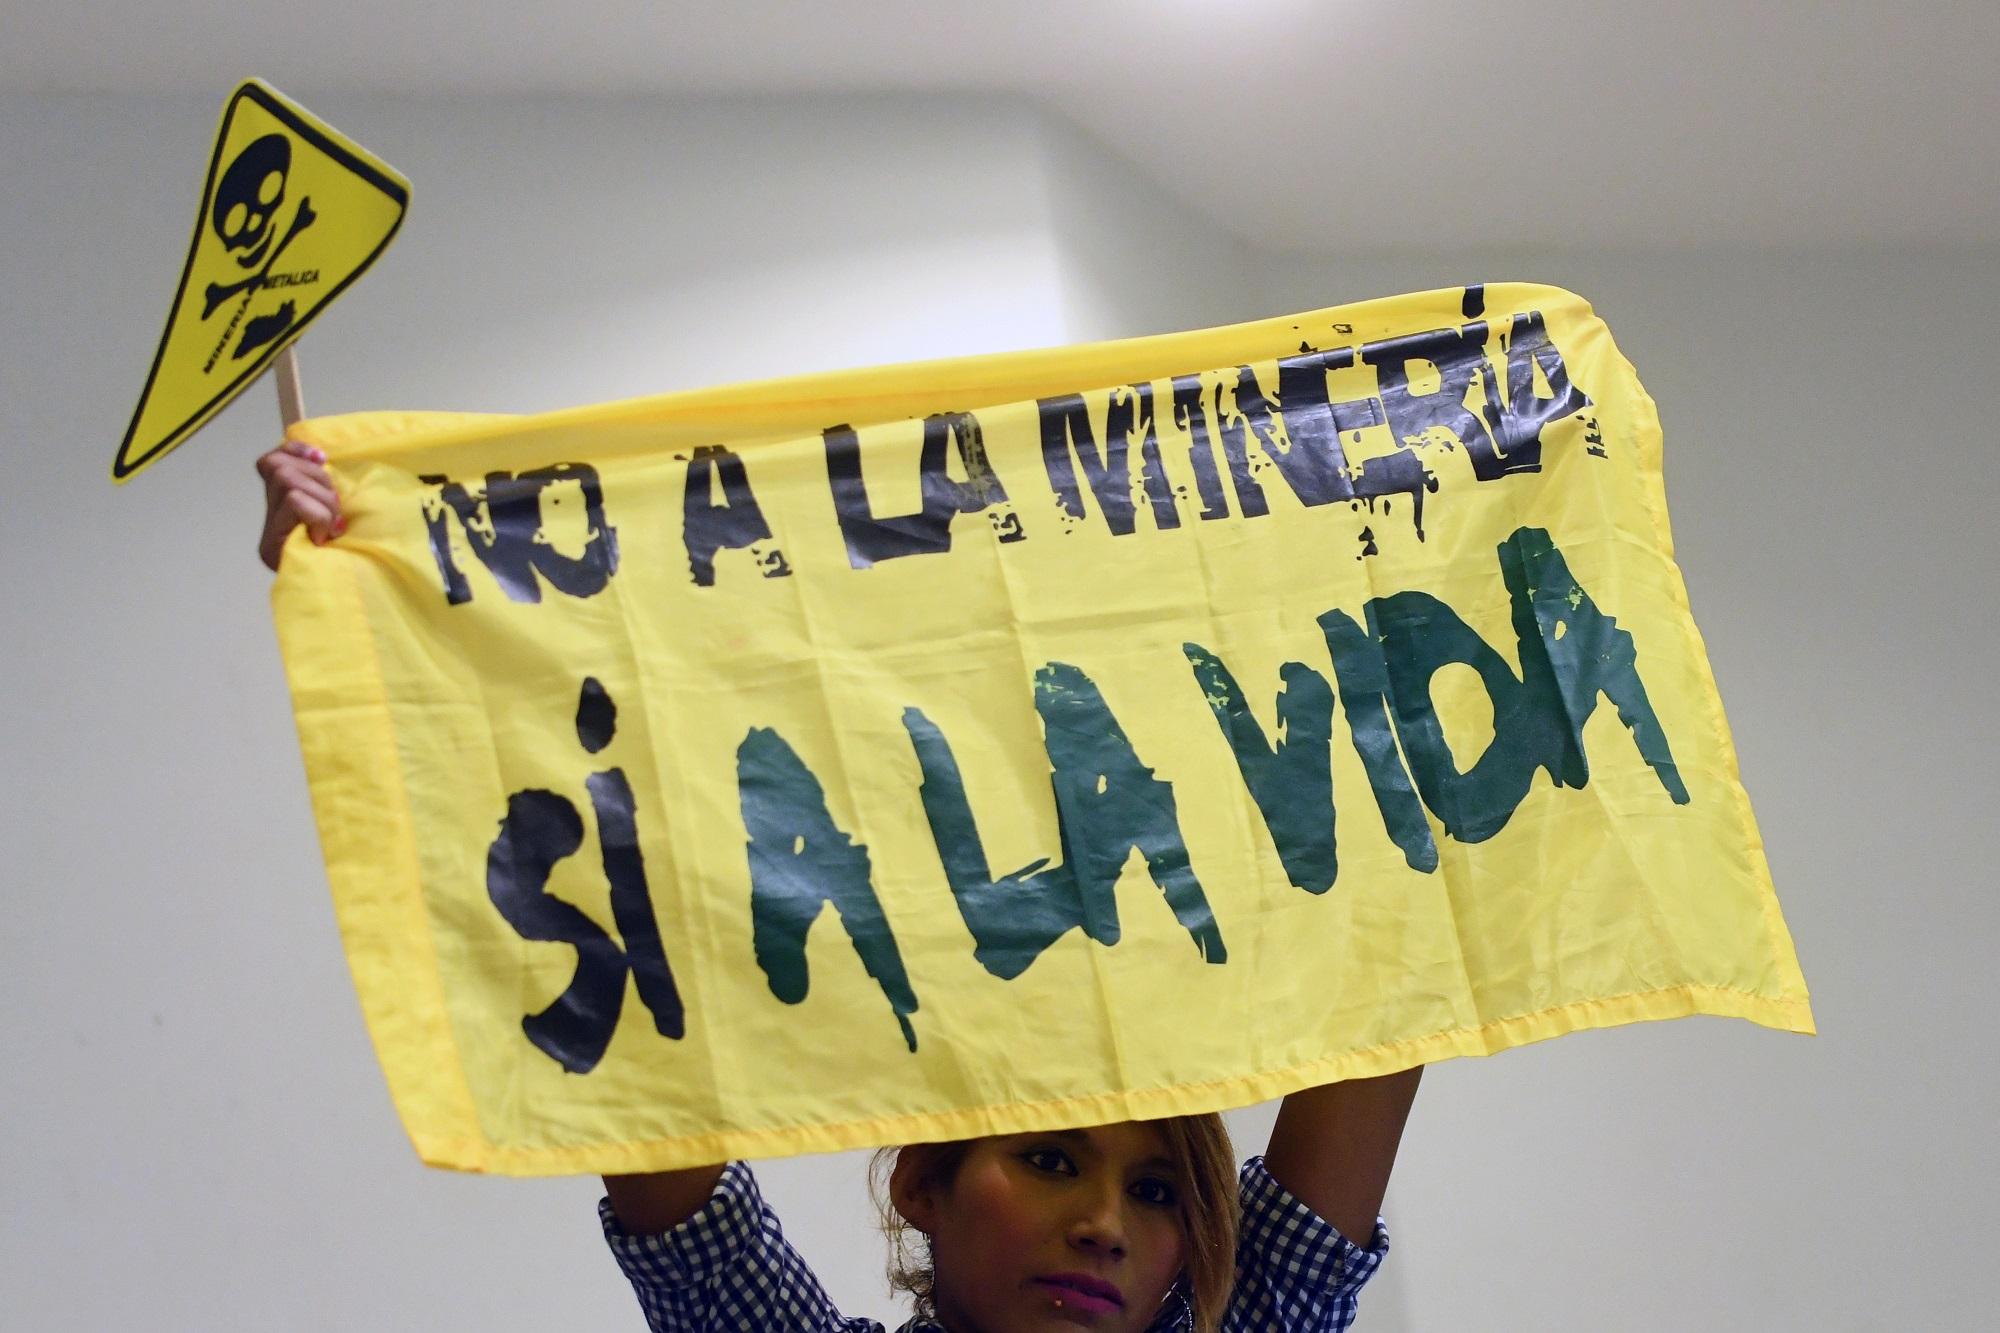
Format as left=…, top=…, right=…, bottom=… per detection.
left=900, top=1122, right=1189, bottom=1333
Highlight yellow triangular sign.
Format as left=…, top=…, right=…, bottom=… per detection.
left=112, top=79, right=409, bottom=482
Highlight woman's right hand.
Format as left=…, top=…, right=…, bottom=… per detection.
left=256, top=439, right=344, bottom=571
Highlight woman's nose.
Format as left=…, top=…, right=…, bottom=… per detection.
left=1066, top=1187, right=1128, bottom=1257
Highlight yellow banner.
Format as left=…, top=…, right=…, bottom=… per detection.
left=275, top=283, right=1812, bottom=1175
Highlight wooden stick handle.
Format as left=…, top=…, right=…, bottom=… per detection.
left=274, top=343, right=306, bottom=429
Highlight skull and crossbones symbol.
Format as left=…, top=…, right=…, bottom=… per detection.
left=202, top=134, right=317, bottom=319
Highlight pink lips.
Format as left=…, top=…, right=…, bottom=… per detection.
left=1034, top=1271, right=1124, bottom=1316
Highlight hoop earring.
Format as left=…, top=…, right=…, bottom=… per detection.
left=1152, top=1283, right=1194, bottom=1331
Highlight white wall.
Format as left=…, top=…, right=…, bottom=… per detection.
left=1033, top=110, right=1266, bottom=341
left=4, top=90, right=1994, bottom=1330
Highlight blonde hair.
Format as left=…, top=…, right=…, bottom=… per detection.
left=869, top=1114, right=1237, bottom=1332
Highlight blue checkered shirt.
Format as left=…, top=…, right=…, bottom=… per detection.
left=600, top=1155, right=1388, bottom=1331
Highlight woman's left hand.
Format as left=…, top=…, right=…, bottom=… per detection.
left=255, top=438, right=343, bottom=571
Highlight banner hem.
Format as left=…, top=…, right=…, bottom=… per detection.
left=408, top=982, right=1813, bottom=1177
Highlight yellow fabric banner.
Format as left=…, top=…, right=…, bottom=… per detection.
left=274, top=283, right=1813, bottom=1175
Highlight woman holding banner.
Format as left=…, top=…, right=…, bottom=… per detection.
left=257, top=440, right=1425, bottom=1333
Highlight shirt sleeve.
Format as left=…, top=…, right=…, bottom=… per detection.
left=598, top=1161, right=857, bottom=1333
left=1225, top=1155, right=1390, bottom=1332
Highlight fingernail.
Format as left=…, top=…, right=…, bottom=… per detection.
left=309, top=448, right=326, bottom=463
left=332, top=516, right=348, bottom=536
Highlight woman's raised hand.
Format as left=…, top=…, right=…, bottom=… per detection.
left=256, top=439, right=344, bottom=571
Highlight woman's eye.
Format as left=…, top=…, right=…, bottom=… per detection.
left=1131, top=1178, right=1178, bottom=1208
left=1020, top=1147, right=1077, bottom=1176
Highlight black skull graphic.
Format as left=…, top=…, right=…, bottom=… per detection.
left=212, top=134, right=291, bottom=269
